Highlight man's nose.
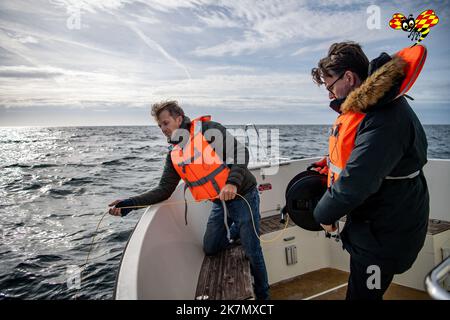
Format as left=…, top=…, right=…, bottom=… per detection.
left=328, top=91, right=336, bottom=100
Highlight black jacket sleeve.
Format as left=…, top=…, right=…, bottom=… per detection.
left=131, top=152, right=181, bottom=206
left=313, top=109, right=407, bottom=225
left=203, top=121, right=250, bottom=188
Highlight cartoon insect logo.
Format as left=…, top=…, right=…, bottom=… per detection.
left=389, top=9, right=439, bottom=45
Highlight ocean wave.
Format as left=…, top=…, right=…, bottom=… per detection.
left=65, top=163, right=97, bottom=168
left=22, top=183, right=43, bottom=190
left=45, top=188, right=74, bottom=196
left=101, top=159, right=124, bottom=166
left=143, top=157, right=161, bottom=163
left=4, top=163, right=31, bottom=168
left=5, top=162, right=103, bottom=169
left=30, top=254, right=63, bottom=263
left=3, top=163, right=59, bottom=169
left=62, top=177, right=94, bottom=186
left=121, top=156, right=141, bottom=160
left=1, top=140, right=23, bottom=144
left=31, top=164, right=58, bottom=169
left=133, top=145, right=151, bottom=150
left=101, top=156, right=143, bottom=166
left=105, top=229, right=133, bottom=243
left=42, top=187, right=86, bottom=197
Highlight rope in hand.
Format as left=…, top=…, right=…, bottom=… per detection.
left=76, top=205, right=153, bottom=299
left=78, top=192, right=291, bottom=297
left=115, top=193, right=291, bottom=244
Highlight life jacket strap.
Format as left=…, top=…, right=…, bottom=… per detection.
left=177, top=147, right=202, bottom=173
left=185, top=163, right=228, bottom=194
left=184, top=184, right=189, bottom=226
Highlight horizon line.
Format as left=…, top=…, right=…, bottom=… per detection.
left=1, top=123, right=449, bottom=128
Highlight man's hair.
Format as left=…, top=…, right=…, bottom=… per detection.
left=151, top=100, right=185, bottom=120
left=311, top=41, right=369, bottom=85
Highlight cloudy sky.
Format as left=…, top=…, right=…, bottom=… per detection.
left=0, top=0, right=449, bottom=126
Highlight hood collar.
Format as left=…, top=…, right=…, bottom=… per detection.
left=339, top=54, right=407, bottom=113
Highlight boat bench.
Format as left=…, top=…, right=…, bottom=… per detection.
left=195, top=215, right=291, bottom=300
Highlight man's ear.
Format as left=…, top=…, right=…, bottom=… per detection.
left=176, top=115, right=183, bottom=127
left=345, top=71, right=357, bottom=87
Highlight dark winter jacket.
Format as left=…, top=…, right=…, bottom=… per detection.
left=131, top=117, right=256, bottom=206
left=313, top=53, right=430, bottom=274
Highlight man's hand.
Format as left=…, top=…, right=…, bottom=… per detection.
left=219, top=184, right=237, bottom=201
left=321, top=223, right=337, bottom=233
left=314, top=157, right=327, bottom=167
left=311, top=156, right=328, bottom=175
left=108, top=199, right=135, bottom=217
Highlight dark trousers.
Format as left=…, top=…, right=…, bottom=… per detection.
left=346, top=256, right=394, bottom=300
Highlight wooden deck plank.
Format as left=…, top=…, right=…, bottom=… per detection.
left=260, top=215, right=296, bottom=235
left=270, top=268, right=431, bottom=300
left=428, top=219, right=450, bottom=235
left=270, top=268, right=349, bottom=300
left=195, top=245, right=254, bottom=300
left=262, top=214, right=449, bottom=235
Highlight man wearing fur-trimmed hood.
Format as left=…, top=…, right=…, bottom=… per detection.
left=310, top=42, right=429, bottom=300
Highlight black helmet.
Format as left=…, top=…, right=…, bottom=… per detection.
left=284, top=169, right=327, bottom=231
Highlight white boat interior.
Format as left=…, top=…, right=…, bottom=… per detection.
left=114, top=158, right=450, bottom=300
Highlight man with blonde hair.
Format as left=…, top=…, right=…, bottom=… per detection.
left=109, top=100, right=270, bottom=299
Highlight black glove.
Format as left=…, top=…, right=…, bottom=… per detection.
left=115, top=198, right=137, bottom=217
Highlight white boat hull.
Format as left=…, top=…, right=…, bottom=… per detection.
left=115, top=158, right=450, bottom=299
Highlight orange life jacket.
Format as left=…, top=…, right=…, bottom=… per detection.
left=327, top=45, right=427, bottom=187
left=171, top=115, right=230, bottom=201
left=327, top=112, right=365, bottom=187
left=396, top=45, right=427, bottom=98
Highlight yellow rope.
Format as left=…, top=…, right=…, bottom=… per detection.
left=75, top=193, right=290, bottom=299
left=235, top=193, right=291, bottom=243
left=82, top=193, right=290, bottom=275
left=117, top=193, right=290, bottom=243
left=83, top=210, right=109, bottom=268
left=75, top=209, right=111, bottom=299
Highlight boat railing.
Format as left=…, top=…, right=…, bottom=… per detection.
left=424, top=256, right=450, bottom=300
left=244, top=123, right=290, bottom=166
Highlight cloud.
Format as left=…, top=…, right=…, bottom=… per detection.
left=127, top=12, right=160, bottom=25
left=204, top=65, right=257, bottom=73
left=173, top=25, right=204, bottom=34
left=190, top=1, right=373, bottom=57
left=0, top=0, right=448, bottom=126
left=0, top=63, right=326, bottom=110
left=292, top=42, right=334, bottom=57
left=123, top=21, right=192, bottom=79
left=197, top=10, right=241, bottom=29
left=190, top=0, right=447, bottom=58
left=47, top=0, right=128, bottom=13
left=7, top=33, right=39, bottom=44
left=0, top=66, right=64, bottom=78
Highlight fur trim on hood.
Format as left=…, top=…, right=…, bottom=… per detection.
left=341, top=56, right=407, bottom=114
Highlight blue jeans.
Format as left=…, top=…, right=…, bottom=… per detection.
left=203, top=187, right=270, bottom=300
